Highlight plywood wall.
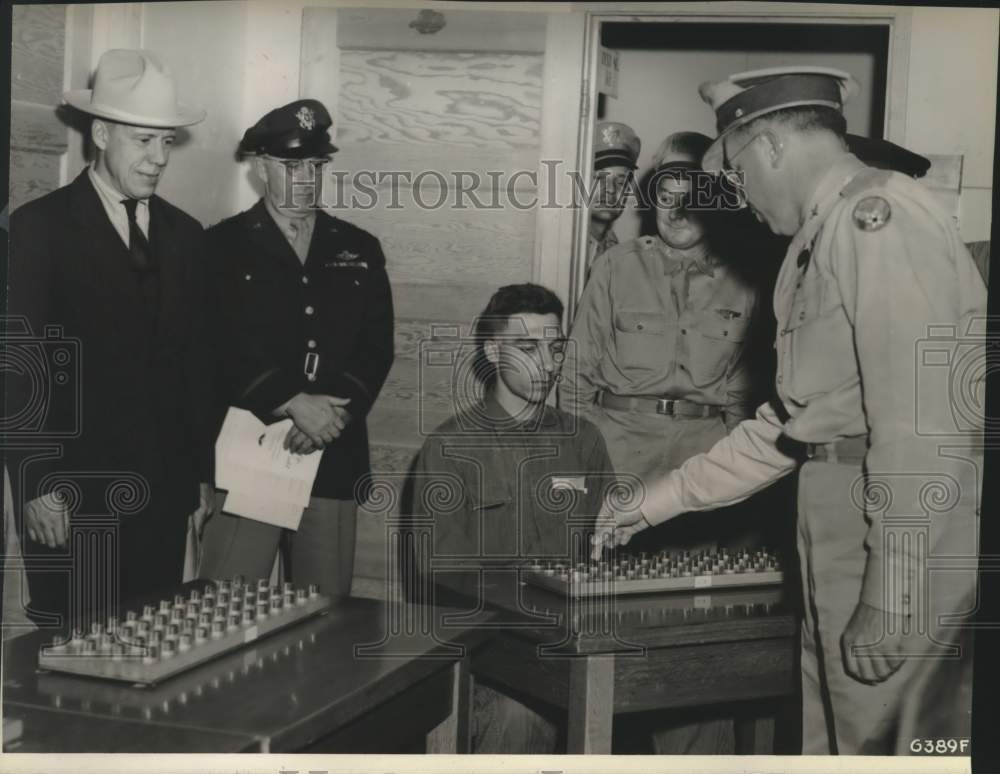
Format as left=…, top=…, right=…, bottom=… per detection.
left=9, top=4, right=68, bottom=213
left=325, top=14, right=547, bottom=596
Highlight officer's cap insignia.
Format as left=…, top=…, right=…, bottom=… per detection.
left=852, top=196, right=891, bottom=232
left=601, top=126, right=620, bottom=145
left=296, top=106, right=316, bottom=131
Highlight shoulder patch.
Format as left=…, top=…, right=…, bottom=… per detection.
left=852, top=196, right=891, bottom=232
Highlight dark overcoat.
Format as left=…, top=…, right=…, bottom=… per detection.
left=6, top=170, right=214, bottom=619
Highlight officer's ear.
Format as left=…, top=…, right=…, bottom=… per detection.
left=758, top=129, right=785, bottom=169
left=251, top=155, right=268, bottom=184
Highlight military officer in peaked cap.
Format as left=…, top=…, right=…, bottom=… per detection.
left=595, top=67, right=985, bottom=754
left=200, top=99, right=394, bottom=599
left=586, top=121, right=641, bottom=280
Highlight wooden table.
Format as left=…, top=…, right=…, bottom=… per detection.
left=2, top=597, right=488, bottom=753
left=434, top=568, right=799, bottom=754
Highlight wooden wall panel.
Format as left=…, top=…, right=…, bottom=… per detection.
left=338, top=50, right=542, bottom=148
left=334, top=204, right=535, bottom=287
left=11, top=4, right=66, bottom=105
left=9, top=5, right=67, bottom=212
left=330, top=37, right=546, bottom=599
left=392, top=281, right=499, bottom=322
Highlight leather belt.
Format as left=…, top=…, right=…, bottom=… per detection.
left=598, top=391, right=721, bottom=418
left=778, top=434, right=869, bottom=466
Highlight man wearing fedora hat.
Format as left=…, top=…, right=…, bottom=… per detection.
left=594, top=66, right=984, bottom=754
left=7, top=49, right=215, bottom=627
left=199, top=100, right=394, bottom=598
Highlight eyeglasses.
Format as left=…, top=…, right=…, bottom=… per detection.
left=722, top=131, right=763, bottom=172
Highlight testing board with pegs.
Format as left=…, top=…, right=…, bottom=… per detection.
left=37, top=578, right=331, bottom=685
left=522, top=548, right=783, bottom=596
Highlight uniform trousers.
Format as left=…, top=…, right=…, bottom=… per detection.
left=590, top=404, right=738, bottom=754
left=589, top=406, right=759, bottom=553
left=796, top=460, right=974, bottom=754
left=198, top=493, right=357, bottom=599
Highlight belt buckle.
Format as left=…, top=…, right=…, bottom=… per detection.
left=304, top=352, right=320, bottom=382
left=655, top=399, right=674, bottom=416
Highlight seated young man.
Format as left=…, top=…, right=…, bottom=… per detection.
left=410, top=283, right=614, bottom=753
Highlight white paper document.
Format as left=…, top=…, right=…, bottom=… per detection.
left=214, top=407, right=322, bottom=530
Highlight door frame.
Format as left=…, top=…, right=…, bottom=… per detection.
left=560, top=2, right=912, bottom=316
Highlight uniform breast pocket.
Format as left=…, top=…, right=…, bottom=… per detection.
left=613, top=310, right=674, bottom=374
left=687, top=312, right=748, bottom=386
left=785, top=306, right=856, bottom=401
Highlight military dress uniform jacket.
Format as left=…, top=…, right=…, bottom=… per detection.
left=207, top=200, right=394, bottom=502
left=561, top=235, right=756, bottom=429
left=642, top=153, right=986, bottom=618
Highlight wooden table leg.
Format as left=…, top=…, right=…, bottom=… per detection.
left=426, top=659, right=472, bottom=753
left=566, top=655, right=614, bottom=754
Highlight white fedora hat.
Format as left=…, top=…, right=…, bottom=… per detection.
left=64, top=49, right=205, bottom=128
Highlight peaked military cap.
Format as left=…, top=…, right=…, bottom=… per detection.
left=239, top=99, right=338, bottom=159
left=594, top=121, right=641, bottom=171
left=698, top=66, right=859, bottom=173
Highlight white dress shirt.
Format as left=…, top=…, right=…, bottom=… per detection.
left=88, top=165, right=150, bottom=246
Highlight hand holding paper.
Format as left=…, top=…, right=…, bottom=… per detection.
left=215, top=408, right=323, bottom=530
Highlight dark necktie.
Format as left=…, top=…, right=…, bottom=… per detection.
left=121, top=198, right=156, bottom=272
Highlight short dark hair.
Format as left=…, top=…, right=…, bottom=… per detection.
left=660, top=131, right=714, bottom=163
left=472, top=283, right=563, bottom=383
left=734, top=105, right=847, bottom=142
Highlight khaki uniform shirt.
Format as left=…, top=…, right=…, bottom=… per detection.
left=644, top=153, right=986, bottom=616
left=561, top=235, right=756, bottom=429
left=586, top=228, right=619, bottom=280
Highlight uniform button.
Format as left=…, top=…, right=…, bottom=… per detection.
left=244, top=274, right=252, bottom=281
left=305, top=306, right=314, bottom=316
left=301, top=276, right=309, bottom=285
left=777, top=375, right=783, bottom=383
left=636, top=324, right=644, bottom=330
left=307, top=340, right=317, bottom=349
left=799, top=312, right=805, bottom=320
left=681, top=329, right=687, bottom=334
